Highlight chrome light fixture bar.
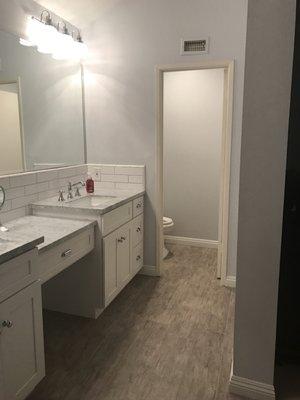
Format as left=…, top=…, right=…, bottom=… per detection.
left=19, top=10, right=88, bottom=61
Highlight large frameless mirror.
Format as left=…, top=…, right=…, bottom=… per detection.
left=0, top=28, right=85, bottom=176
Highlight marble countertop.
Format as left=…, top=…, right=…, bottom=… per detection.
left=32, top=188, right=145, bottom=216
left=0, top=216, right=96, bottom=265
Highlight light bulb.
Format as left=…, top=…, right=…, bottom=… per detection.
left=52, top=32, right=74, bottom=60
left=26, top=17, right=45, bottom=45
left=37, top=24, right=60, bottom=54
left=19, top=38, right=34, bottom=47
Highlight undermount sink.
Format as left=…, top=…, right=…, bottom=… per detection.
left=66, top=195, right=117, bottom=208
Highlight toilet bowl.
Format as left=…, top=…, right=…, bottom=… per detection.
left=163, top=216, right=174, bottom=259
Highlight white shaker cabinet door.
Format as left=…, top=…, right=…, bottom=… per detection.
left=0, top=282, right=45, bottom=400
left=116, top=223, right=131, bottom=288
left=104, top=221, right=132, bottom=307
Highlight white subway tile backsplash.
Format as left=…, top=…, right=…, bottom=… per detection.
left=37, top=170, right=59, bottom=182
left=94, top=181, right=115, bottom=189
left=0, top=163, right=145, bottom=224
left=10, top=172, right=36, bottom=187
left=38, top=189, right=58, bottom=201
left=6, top=186, right=25, bottom=200
left=12, top=194, right=38, bottom=209
left=115, top=182, right=145, bottom=190
left=1, top=207, right=26, bottom=224
left=114, top=166, right=144, bottom=176
left=58, top=165, right=87, bottom=178
left=0, top=177, right=10, bottom=189
left=1, top=200, right=12, bottom=213
left=129, top=175, right=143, bottom=184
left=25, top=182, right=49, bottom=196
left=0, top=165, right=89, bottom=224
left=95, top=165, right=115, bottom=175
left=48, top=180, right=60, bottom=190
left=101, top=174, right=128, bottom=183
left=87, top=163, right=145, bottom=191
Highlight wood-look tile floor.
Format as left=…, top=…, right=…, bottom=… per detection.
left=28, top=244, right=241, bottom=400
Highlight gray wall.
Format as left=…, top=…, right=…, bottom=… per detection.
left=233, top=0, right=296, bottom=385
left=82, top=0, right=248, bottom=271
left=163, top=69, right=224, bottom=241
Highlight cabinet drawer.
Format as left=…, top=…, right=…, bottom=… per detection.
left=101, top=202, right=132, bottom=236
left=0, top=249, right=38, bottom=303
left=132, top=242, right=143, bottom=275
left=132, top=214, right=144, bottom=247
left=39, top=227, right=94, bottom=283
left=133, top=196, right=144, bottom=218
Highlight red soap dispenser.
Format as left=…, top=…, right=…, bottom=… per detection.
left=86, top=176, right=94, bottom=193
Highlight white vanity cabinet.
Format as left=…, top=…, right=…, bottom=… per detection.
left=104, top=223, right=131, bottom=306
left=103, top=196, right=144, bottom=307
left=0, top=251, right=45, bottom=400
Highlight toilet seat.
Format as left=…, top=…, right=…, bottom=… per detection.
left=163, top=217, right=174, bottom=228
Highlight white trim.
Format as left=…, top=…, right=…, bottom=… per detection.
left=155, top=60, right=234, bottom=285
left=139, top=265, right=160, bottom=277
left=229, top=375, right=275, bottom=400
left=224, top=275, right=236, bottom=288
left=165, top=235, right=219, bottom=249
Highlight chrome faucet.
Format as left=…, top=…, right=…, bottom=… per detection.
left=58, top=190, right=65, bottom=202
left=67, top=182, right=73, bottom=200
left=70, top=181, right=85, bottom=197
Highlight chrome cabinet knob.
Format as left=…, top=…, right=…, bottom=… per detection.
left=136, top=227, right=141, bottom=232
left=136, top=203, right=141, bottom=208
left=2, top=320, right=13, bottom=328
left=136, top=255, right=141, bottom=261
left=121, top=236, right=126, bottom=241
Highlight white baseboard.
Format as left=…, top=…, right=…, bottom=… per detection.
left=224, top=275, right=236, bottom=288
left=164, top=235, right=219, bottom=249
left=139, top=265, right=160, bottom=277
left=229, top=375, right=275, bottom=400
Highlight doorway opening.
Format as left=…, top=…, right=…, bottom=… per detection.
left=155, top=61, right=234, bottom=285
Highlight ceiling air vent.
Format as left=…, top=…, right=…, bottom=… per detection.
left=181, top=38, right=209, bottom=55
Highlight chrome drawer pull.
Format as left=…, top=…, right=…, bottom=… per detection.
left=61, top=249, right=72, bottom=258
left=136, top=203, right=142, bottom=209
left=2, top=320, right=13, bottom=328
left=121, top=236, right=126, bottom=241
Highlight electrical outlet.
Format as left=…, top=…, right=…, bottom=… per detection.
left=94, top=169, right=101, bottom=180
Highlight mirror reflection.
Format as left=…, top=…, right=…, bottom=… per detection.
left=0, top=29, right=85, bottom=176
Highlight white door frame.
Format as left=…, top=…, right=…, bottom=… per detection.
left=155, top=60, right=234, bottom=286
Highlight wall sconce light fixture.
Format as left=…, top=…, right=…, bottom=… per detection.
left=19, top=11, right=88, bottom=61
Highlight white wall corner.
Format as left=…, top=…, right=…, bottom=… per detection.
left=229, top=375, right=275, bottom=400
left=139, top=265, right=160, bottom=277
left=224, top=275, right=236, bottom=288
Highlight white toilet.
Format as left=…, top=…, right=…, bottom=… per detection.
left=163, top=216, right=174, bottom=259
